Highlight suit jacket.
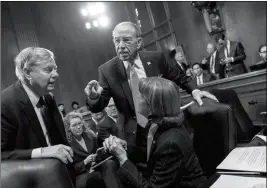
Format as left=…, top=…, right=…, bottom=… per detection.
left=1, top=81, right=69, bottom=160
left=97, top=115, right=117, bottom=146
left=117, top=118, right=206, bottom=188
left=218, top=41, right=247, bottom=77
left=87, top=119, right=97, bottom=133
left=69, top=132, right=98, bottom=176
left=202, top=51, right=224, bottom=79
left=88, top=51, right=197, bottom=153
left=195, top=72, right=216, bottom=85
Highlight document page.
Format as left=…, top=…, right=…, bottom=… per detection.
left=217, top=146, right=266, bottom=173
left=210, top=175, right=266, bottom=188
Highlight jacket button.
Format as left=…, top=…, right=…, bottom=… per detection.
left=133, top=116, right=136, bottom=119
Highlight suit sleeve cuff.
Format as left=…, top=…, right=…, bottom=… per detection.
left=192, top=89, right=200, bottom=95
left=31, top=148, right=42, bottom=158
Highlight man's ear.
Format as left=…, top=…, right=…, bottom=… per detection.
left=23, top=67, right=32, bottom=81
left=137, top=37, right=143, bottom=50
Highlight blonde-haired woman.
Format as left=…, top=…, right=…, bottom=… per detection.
left=104, top=77, right=206, bottom=188
left=64, top=112, right=121, bottom=188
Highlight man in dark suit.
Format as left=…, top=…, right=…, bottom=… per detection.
left=1, top=47, right=73, bottom=164
left=250, top=44, right=267, bottom=71
left=87, top=111, right=105, bottom=133
left=192, top=62, right=216, bottom=85
left=97, top=98, right=118, bottom=146
left=84, top=22, right=218, bottom=164
left=215, top=33, right=247, bottom=77
left=201, top=43, right=224, bottom=79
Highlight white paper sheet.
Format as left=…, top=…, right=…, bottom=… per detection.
left=210, top=175, right=266, bottom=188
left=217, top=146, right=266, bottom=173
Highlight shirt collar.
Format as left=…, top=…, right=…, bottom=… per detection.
left=212, top=51, right=217, bottom=57
left=92, top=117, right=98, bottom=125
left=123, top=53, right=142, bottom=69
left=197, top=73, right=203, bottom=78
left=21, top=82, right=41, bottom=107
left=108, top=115, right=117, bottom=122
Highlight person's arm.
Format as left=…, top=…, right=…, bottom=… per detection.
left=160, top=53, right=198, bottom=94
left=231, top=42, right=246, bottom=65
left=118, top=141, right=184, bottom=188
left=1, top=103, right=33, bottom=160
left=87, top=67, right=111, bottom=113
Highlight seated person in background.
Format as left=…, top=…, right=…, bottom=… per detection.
left=87, top=110, right=106, bottom=133
left=58, top=103, right=67, bottom=118
left=174, top=51, right=187, bottom=71
left=64, top=112, right=121, bottom=188
left=192, top=62, right=216, bottom=86
left=1, top=47, right=73, bottom=165
left=215, top=33, right=247, bottom=77
left=104, top=77, right=206, bottom=188
left=97, top=98, right=118, bottom=146
left=72, top=101, right=80, bottom=112
left=251, top=44, right=267, bottom=71
left=201, top=43, right=223, bottom=79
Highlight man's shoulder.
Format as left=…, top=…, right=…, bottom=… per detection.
left=139, top=51, right=163, bottom=58
left=1, top=81, right=20, bottom=105
left=100, top=56, right=119, bottom=70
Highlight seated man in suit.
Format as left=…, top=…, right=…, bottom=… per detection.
left=97, top=98, right=118, bottom=145
left=174, top=51, right=187, bottom=71
left=1, top=47, right=73, bottom=164
left=251, top=44, right=267, bottom=71
left=87, top=110, right=106, bottom=133
left=192, top=62, right=216, bottom=86
left=201, top=43, right=223, bottom=79
left=215, top=33, right=247, bottom=77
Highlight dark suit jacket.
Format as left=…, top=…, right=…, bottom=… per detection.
left=69, top=132, right=98, bottom=176
left=97, top=115, right=117, bottom=146
left=218, top=41, right=247, bottom=77
left=202, top=51, right=224, bottom=79
left=194, top=72, right=216, bottom=85
left=88, top=51, right=197, bottom=153
left=117, top=119, right=206, bottom=188
left=1, top=81, right=69, bottom=160
left=87, top=119, right=97, bottom=133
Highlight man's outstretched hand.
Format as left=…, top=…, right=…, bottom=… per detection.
left=192, top=90, right=219, bottom=106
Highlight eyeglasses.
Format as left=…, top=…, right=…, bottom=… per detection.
left=113, top=37, right=137, bottom=45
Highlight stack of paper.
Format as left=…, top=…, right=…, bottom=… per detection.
left=216, top=146, right=266, bottom=175
left=210, top=175, right=266, bottom=188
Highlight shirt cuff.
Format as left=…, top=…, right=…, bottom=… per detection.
left=31, top=148, right=42, bottom=158
left=254, top=135, right=266, bottom=142
left=231, top=57, right=234, bottom=62
left=192, top=89, right=200, bottom=95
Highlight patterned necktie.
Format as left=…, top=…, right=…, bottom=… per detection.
left=147, top=123, right=158, bottom=161
left=129, top=63, right=148, bottom=128
left=210, top=55, right=215, bottom=74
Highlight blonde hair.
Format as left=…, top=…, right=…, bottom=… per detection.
left=63, top=112, right=96, bottom=143
left=139, top=77, right=181, bottom=118
left=14, top=47, right=55, bottom=81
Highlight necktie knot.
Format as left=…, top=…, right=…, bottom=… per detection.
left=37, top=97, right=45, bottom=108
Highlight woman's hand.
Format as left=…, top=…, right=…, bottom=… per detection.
left=104, top=136, right=128, bottom=165
left=84, top=154, right=97, bottom=165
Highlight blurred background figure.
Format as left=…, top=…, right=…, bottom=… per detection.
left=201, top=43, right=222, bottom=79
left=97, top=98, right=118, bottom=146
left=58, top=103, right=67, bottom=118
left=192, top=62, right=216, bottom=85
left=185, top=67, right=195, bottom=78
left=88, top=111, right=106, bottom=133
left=71, top=101, right=80, bottom=112
left=174, top=51, right=187, bottom=71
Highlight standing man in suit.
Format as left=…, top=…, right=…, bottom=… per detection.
left=97, top=98, right=118, bottom=145
left=1, top=47, right=73, bottom=164
left=192, top=62, right=216, bottom=86
left=215, top=33, right=247, bottom=77
left=201, top=43, right=223, bottom=79
left=84, top=22, right=218, bottom=165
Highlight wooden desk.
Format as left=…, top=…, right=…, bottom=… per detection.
left=180, top=69, right=266, bottom=125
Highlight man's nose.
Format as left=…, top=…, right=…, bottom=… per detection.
left=52, top=70, right=59, bottom=78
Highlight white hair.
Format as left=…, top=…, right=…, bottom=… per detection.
left=112, top=21, right=141, bottom=38
left=14, top=47, right=55, bottom=81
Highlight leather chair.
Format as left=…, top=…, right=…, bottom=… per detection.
left=1, top=159, right=74, bottom=188
left=184, top=98, right=238, bottom=177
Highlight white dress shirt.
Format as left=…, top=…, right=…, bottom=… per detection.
left=210, top=51, right=217, bottom=74
left=196, top=74, right=203, bottom=85
left=108, top=115, right=117, bottom=123
left=224, top=40, right=234, bottom=62
left=22, top=83, right=51, bottom=158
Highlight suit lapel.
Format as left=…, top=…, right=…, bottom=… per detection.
left=115, top=58, right=135, bottom=111
left=139, top=52, right=155, bottom=77
left=17, top=82, right=48, bottom=147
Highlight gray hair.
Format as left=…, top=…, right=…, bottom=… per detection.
left=14, top=47, right=55, bottom=81
left=112, top=21, right=141, bottom=38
